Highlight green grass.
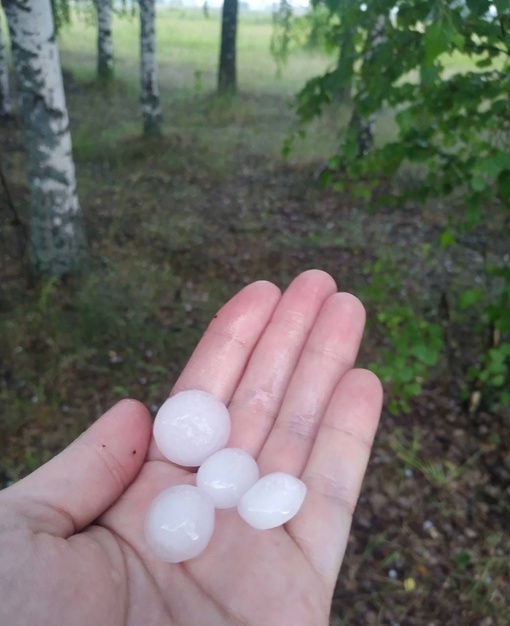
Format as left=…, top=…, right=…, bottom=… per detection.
left=58, top=9, right=344, bottom=163
left=59, top=9, right=331, bottom=95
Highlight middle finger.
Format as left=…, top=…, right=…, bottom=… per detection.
left=227, top=269, right=337, bottom=455
left=257, top=291, right=365, bottom=476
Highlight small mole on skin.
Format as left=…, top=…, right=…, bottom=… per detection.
left=132, top=450, right=136, bottom=455
left=101, top=444, right=106, bottom=448
left=214, top=315, right=218, bottom=319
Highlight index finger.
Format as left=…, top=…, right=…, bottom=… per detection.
left=147, top=280, right=281, bottom=461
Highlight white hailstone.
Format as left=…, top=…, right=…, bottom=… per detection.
left=197, top=448, right=260, bottom=509
left=153, top=390, right=231, bottom=467
left=237, top=472, right=307, bottom=530
left=145, top=485, right=215, bottom=563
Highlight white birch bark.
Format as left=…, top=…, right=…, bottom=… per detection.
left=96, top=0, right=113, bottom=79
left=0, top=12, right=12, bottom=117
left=139, top=0, right=161, bottom=137
left=2, top=0, right=88, bottom=275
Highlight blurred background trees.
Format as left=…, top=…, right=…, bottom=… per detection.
left=218, top=0, right=238, bottom=92
left=139, top=0, right=162, bottom=137
left=0, top=12, right=11, bottom=117
left=280, top=0, right=510, bottom=409
left=95, top=0, right=114, bottom=80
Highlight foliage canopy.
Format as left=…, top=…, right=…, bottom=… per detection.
left=280, top=0, right=510, bottom=411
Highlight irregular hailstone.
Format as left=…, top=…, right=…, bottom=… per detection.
left=197, top=448, right=260, bottom=509
left=153, top=390, right=231, bottom=467
left=237, top=472, right=307, bottom=530
left=145, top=485, right=215, bottom=563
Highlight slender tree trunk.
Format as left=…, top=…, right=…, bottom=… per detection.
left=2, top=0, right=88, bottom=275
left=0, top=11, right=11, bottom=117
left=335, top=25, right=354, bottom=103
left=348, top=14, right=386, bottom=157
left=96, top=0, right=113, bottom=80
left=139, top=0, right=161, bottom=137
left=218, top=0, right=238, bottom=94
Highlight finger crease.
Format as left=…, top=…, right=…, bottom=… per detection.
left=303, top=342, right=355, bottom=367
left=304, top=473, right=356, bottom=517
left=87, top=441, right=129, bottom=497
left=322, top=420, right=374, bottom=454
left=279, top=413, right=317, bottom=443
left=206, top=327, right=251, bottom=349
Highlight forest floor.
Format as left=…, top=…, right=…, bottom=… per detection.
left=1, top=10, right=510, bottom=625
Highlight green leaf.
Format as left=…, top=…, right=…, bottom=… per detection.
left=403, top=381, right=422, bottom=397
left=466, top=0, right=491, bottom=17
left=459, top=289, right=484, bottom=310
left=488, top=432, right=501, bottom=446
left=423, top=21, right=451, bottom=65
left=456, top=551, right=471, bottom=570
left=492, top=374, right=505, bottom=387
left=471, top=176, right=486, bottom=192
left=440, top=230, right=455, bottom=249
left=479, top=152, right=510, bottom=179
left=497, top=170, right=510, bottom=199
left=410, top=344, right=440, bottom=366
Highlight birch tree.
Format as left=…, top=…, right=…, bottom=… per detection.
left=335, top=21, right=354, bottom=103
left=139, top=0, right=161, bottom=137
left=0, top=11, right=11, bottom=117
left=346, top=13, right=386, bottom=157
left=2, top=0, right=88, bottom=275
left=96, top=0, right=113, bottom=80
left=218, top=0, right=238, bottom=93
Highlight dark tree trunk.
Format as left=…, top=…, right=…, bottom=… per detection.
left=350, top=110, right=374, bottom=158
left=0, top=11, right=12, bottom=117
left=335, top=26, right=354, bottom=103
left=347, top=15, right=386, bottom=157
left=218, top=0, right=238, bottom=94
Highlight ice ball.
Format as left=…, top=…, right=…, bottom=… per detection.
left=145, top=485, right=215, bottom=563
left=237, top=472, right=307, bottom=530
left=197, top=448, right=260, bottom=509
left=153, top=390, right=231, bottom=467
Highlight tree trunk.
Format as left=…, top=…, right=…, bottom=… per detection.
left=0, top=11, right=11, bottom=117
left=2, top=0, right=88, bottom=275
left=139, top=0, right=161, bottom=137
left=96, top=0, right=113, bottom=80
left=348, top=14, right=386, bottom=157
left=335, top=25, right=354, bottom=103
left=218, top=0, right=238, bottom=94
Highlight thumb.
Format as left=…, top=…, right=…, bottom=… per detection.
left=4, top=399, right=152, bottom=537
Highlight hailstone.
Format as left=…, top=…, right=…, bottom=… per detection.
left=145, top=484, right=215, bottom=563
left=197, top=448, right=260, bottom=509
left=153, top=390, right=231, bottom=467
left=237, top=472, right=307, bottom=530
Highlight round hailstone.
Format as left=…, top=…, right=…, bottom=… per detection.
left=153, top=390, right=231, bottom=467
left=196, top=448, right=260, bottom=509
left=145, top=485, right=215, bottom=563
left=237, top=472, right=307, bottom=530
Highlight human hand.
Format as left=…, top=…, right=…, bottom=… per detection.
left=0, top=270, right=382, bottom=626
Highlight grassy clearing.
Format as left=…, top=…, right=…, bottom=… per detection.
left=1, top=9, right=509, bottom=625
left=59, top=8, right=344, bottom=162
left=60, top=8, right=331, bottom=94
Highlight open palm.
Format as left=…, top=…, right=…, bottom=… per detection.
left=0, top=270, right=382, bottom=626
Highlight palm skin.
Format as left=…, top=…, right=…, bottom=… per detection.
left=0, top=270, right=382, bottom=626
